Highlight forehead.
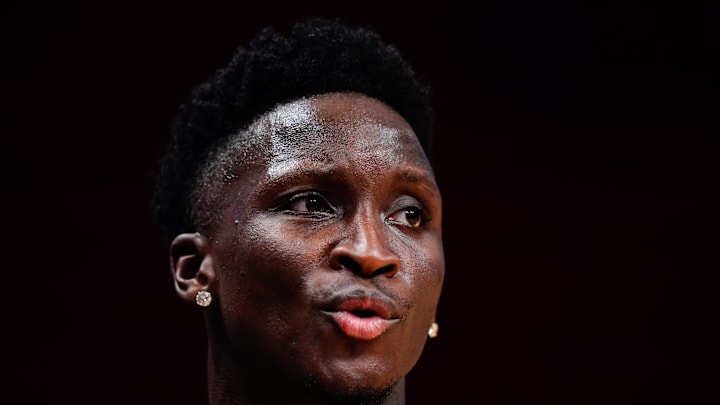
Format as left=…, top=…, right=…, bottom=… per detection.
left=237, top=92, right=430, bottom=173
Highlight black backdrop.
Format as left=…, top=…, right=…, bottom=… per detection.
left=4, top=3, right=717, bottom=404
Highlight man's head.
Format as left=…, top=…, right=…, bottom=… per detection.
left=153, top=18, right=443, bottom=404
left=152, top=18, right=434, bottom=244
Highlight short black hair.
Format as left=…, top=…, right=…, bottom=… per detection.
left=152, top=17, right=435, bottom=245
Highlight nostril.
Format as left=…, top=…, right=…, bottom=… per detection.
left=338, top=256, right=360, bottom=272
left=336, top=257, right=397, bottom=278
left=376, top=264, right=397, bottom=277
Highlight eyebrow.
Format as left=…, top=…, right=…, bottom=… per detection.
left=392, top=169, right=442, bottom=199
left=262, top=159, right=440, bottom=197
left=255, top=164, right=343, bottom=207
left=395, top=169, right=433, bottom=185
left=262, top=160, right=339, bottom=189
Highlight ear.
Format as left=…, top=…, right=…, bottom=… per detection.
left=169, top=232, right=215, bottom=305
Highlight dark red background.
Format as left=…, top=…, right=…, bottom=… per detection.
left=4, top=3, right=717, bottom=404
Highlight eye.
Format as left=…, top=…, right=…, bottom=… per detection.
left=387, top=206, right=424, bottom=227
left=283, top=192, right=335, bottom=214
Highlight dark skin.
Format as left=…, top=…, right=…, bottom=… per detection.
left=170, top=92, right=444, bottom=405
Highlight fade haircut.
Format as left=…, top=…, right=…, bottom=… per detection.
left=152, top=17, right=435, bottom=245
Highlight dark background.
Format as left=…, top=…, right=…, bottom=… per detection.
left=4, top=2, right=717, bottom=404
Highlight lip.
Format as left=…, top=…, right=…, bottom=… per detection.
left=320, top=292, right=401, bottom=340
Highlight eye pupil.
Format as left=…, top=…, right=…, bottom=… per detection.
left=305, top=196, right=324, bottom=212
left=405, top=208, right=421, bottom=227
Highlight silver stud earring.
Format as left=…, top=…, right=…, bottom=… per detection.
left=195, top=290, right=212, bottom=307
left=428, top=322, right=439, bottom=338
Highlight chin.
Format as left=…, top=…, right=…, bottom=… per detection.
left=301, top=375, right=399, bottom=405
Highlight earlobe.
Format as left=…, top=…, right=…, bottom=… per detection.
left=169, top=232, right=215, bottom=305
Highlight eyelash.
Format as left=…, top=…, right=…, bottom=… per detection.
left=387, top=204, right=429, bottom=228
left=277, top=191, right=336, bottom=216
left=275, top=191, right=430, bottom=227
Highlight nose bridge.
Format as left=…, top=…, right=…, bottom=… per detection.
left=330, top=201, right=400, bottom=277
left=353, top=205, right=386, bottom=253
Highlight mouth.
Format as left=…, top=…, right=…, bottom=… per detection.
left=321, top=294, right=400, bottom=341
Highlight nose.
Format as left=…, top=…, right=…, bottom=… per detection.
left=329, top=213, right=400, bottom=278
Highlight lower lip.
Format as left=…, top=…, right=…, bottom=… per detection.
left=328, top=311, right=394, bottom=340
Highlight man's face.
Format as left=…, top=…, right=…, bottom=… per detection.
left=205, top=92, right=444, bottom=395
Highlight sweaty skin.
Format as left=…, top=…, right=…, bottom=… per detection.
left=173, top=92, right=444, bottom=404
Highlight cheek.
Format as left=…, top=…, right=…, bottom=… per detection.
left=213, top=221, right=328, bottom=359
left=415, top=252, right=445, bottom=319
left=402, top=237, right=445, bottom=298
left=246, top=219, right=330, bottom=272
left=217, top=218, right=327, bottom=309
left=390, top=237, right=445, bottom=338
